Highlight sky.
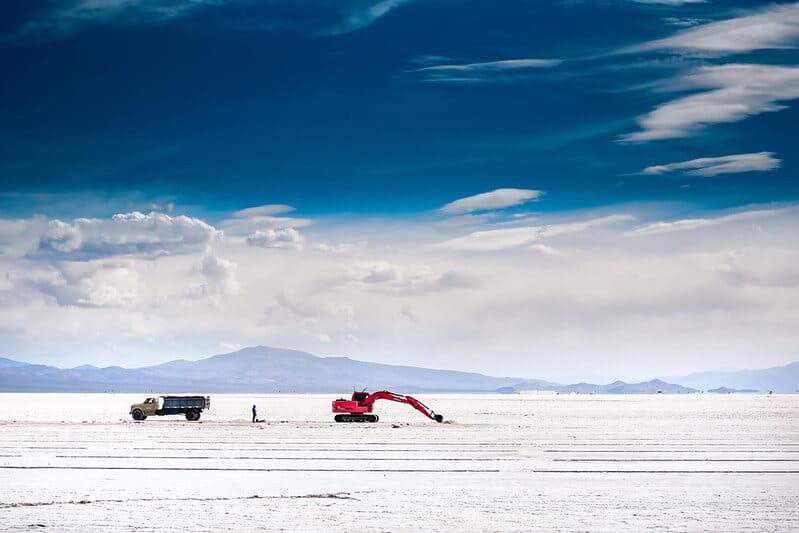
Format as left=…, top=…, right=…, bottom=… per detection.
left=0, top=0, right=798, bottom=382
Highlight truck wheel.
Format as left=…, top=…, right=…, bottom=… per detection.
left=132, top=409, right=145, bottom=421
left=185, top=410, right=200, bottom=421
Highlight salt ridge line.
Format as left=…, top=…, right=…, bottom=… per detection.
left=0, top=492, right=363, bottom=509
left=53, top=455, right=516, bottom=461
left=0, top=466, right=501, bottom=472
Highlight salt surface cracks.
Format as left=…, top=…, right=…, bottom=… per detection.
left=0, top=394, right=797, bottom=531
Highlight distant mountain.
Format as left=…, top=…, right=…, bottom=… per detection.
left=668, top=362, right=799, bottom=393
left=0, top=346, right=523, bottom=393
left=1, top=346, right=789, bottom=394
left=0, top=356, right=28, bottom=369
left=510, top=378, right=696, bottom=394
left=707, top=387, right=759, bottom=394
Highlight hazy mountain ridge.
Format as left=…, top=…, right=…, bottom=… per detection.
left=668, top=361, right=799, bottom=393
left=0, top=346, right=522, bottom=393
left=507, top=378, right=696, bottom=394
left=0, top=347, right=795, bottom=393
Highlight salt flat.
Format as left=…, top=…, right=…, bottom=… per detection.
left=0, top=394, right=797, bottom=532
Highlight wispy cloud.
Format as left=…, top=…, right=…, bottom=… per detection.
left=17, top=0, right=409, bottom=41
left=220, top=205, right=312, bottom=236
left=631, top=0, right=706, bottom=4
left=436, top=214, right=634, bottom=252
left=324, top=0, right=411, bottom=35
left=232, top=204, right=295, bottom=218
left=415, top=58, right=563, bottom=83
left=417, top=59, right=563, bottom=73
left=629, top=208, right=789, bottom=236
left=19, top=0, right=223, bottom=39
left=643, top=152, right=782, bottom=177
left=439, top=188, right=543, bottom=215
left=621, top=64, right=799, bottom=141
left=625, top=2, right=799, bottom=55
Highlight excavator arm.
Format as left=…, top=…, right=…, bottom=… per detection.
left=363, top=391, right=444, bottom=423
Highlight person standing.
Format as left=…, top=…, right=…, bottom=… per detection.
left=252, top=404, right=257, bottom=423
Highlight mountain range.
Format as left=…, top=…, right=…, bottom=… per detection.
left=0, top=346, right=795, bottom=394
left=669, top=362, right=799, bottom=393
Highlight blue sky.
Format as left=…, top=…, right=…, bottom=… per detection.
left=0, top=1, right=798, bottom=381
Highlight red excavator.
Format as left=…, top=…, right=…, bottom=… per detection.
left=332, top=390, right=444, bottom=423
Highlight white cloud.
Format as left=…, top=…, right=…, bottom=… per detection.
left=345, top=261, right=480, bottom=295
left=20, top=0, right=409, bottom=41
left=221, top=216, right=312, bottom=236
left=246, top=227, right=305, bottom=249
left=416, top=59, right=563, bottom=73
left=643, top=152, right=782, bottom=177
left=622, top=64, right=799, bottom=141
left=632, top=0, right=706, bottom=4
left=629, top=208, right=790, bottom=236
left=0, top=216, right=50, bottom=257
left=440, top=188, right=543, bottom=215
left=17, top=261, right=142, bottom=308
left=328, top=0, right=411, bottom=34
left=436, top=214, right=634, bottom=252
left=312, top=242, right=363, bottom=254
left=2, top=203, right=799, bottom=379
left=76, top=265, right=142, bottom=307
left=529, top=244, right=562, bottom=256
left=232, top=204, right=295, bottom=218
left=220, top=205, right=311, bottom=237
left=192, top=254, right=240, bottom=299
left=628, top=3, right=799, bottom=54
left=21, top=0, right=223, bottom=39
left=35, top=211, right=222, bottom=259
left=416, top=58, right=563, bottom=83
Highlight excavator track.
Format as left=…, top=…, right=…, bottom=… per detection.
left=334, top=414, right=379, bottom=423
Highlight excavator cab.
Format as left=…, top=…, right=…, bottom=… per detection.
left=352, top=391, right=369, bottom=403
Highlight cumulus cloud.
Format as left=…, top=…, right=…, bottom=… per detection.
left=436, top=214, right=634, bottom=252
left=191, top=254, right=240, bottom=299
left=629, top=208, right=789, bottom=236
left=19, top=261, right=142, bottom=308
left=529, top=244, right=562, bottom=256
left=627, top=3, right=799, bottom=54
left=621, top=64, right=799, bottom=141
left=345, top=261, right=480, bottom=294
left=265, top=289, right=359, bottom=343
left=0, top=216, right=50, bottom=257
left=643, top=152, right=782, bottom=177
left=246, top=227, right=305, bottom=249
left=439, top=188, right=543, bottom=215
left=36, top=211, right=221, bottom=259
left=2, top=202, right=798, bottom=379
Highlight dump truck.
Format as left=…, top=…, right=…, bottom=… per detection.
left=332, top=390, right=444, bottom=423
left=129, top=395, right=210, bottom=421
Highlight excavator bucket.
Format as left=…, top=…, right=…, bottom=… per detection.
left=434, top=414, right=444, bottom=423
